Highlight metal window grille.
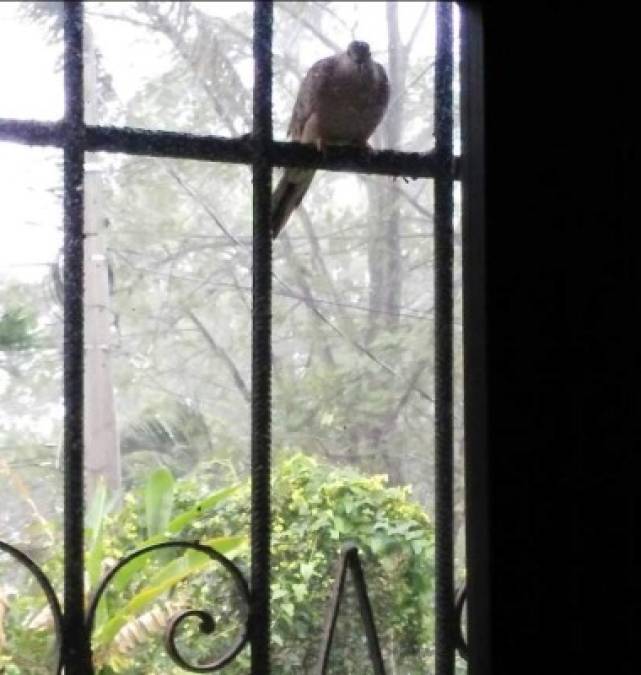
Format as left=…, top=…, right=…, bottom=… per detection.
left=0, top=1, right=465, bottom=673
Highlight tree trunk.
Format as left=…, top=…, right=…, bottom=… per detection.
left=366, top=1, right=406, bottom=342
left=84, top=25, right=121, bottom=496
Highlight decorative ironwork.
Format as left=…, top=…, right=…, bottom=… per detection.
left=0, top=542, right=64, bottom=674
left=86, top=541, right=251, bottom=673
left=455, top=583, right=468, bottom=661
left=0, top=1, right=461, bottom=673
left=315, top=543, right=386, bottom=675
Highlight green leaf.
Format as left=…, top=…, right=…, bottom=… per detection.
left=0, top=306, right=36, bottom=350
left=333, top=515, right=348, bottom=533
left=292, top=583, right=307, bottom=602
left=86, top=479, right=109, bottom=588
left=93, top=535, right=246, bottom=648
left=166, top=484, right=240, bottom=535
left=142, top=535, right=246, bottom=590
left=111, top=485, right=241, bottom=593
left=272, top=585, right=287, bottom=600
left=300, top=562, right=315, bottom=582
left=144, top=466, right=175, bottom=538
left=109, top=534, right=168, bottom=594
left=282, top=602, right=295, bottom=618
left=86, top=479, right=109, bottom=540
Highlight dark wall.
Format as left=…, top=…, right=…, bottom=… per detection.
left=465, top=3, right=639, bottom=673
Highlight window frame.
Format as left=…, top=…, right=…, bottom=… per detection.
left=0, top=2, right=484, bottom=673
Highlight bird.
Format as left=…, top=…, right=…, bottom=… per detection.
left=271, top=40, right=390, bottom=238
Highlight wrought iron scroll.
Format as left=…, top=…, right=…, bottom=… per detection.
left=0, top=542, right=64, bottom=674
left=455, top=583, right=468, bottom=661
left=86, top=541, right=251, bottom=673
left=315, top=544, right=386, bottom=675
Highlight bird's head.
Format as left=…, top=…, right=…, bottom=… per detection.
left=347, top=41, right=372, bottom=70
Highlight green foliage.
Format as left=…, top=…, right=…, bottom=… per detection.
left=1, top=454, right=434, bottom=673
left=144, top=466, right=175, bottom=538
left=86, top=470, right=245, bottom=671
left=92, top=454, right=435, bottom=673
left=119, top=403, right=218, bottom=485
left=267, top=454, right=435, bottom=673
left=0, top=468, right=245, bottom=674
left=0, top=307, right=36, bottom=352
left=113, top=454, right=435, bottom=673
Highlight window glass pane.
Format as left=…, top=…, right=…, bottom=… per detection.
left=97, top=155, right=252, bottom=489
left=274, top=1, right=437, bottom=153
left=269, top=3, right=464, bottom=672
left=85, top=1, right=253, bottom=135
left=272, top=166, right=437, bottom=672
left=1, top=2, right=465, bottom=672
left=0, top=145, right=63, bottom=671
left=81, top=153, right=253, bottom=672
left=0, top=2, right=63, bottom=120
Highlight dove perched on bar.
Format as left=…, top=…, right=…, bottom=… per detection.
left=272, top=41, right=390, bottom=238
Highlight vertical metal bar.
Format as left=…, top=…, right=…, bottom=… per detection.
left=460, top=4, right=491, bottom=674
left=434, top=3, right=455, bottom=675
left=251, top=1, right=273, bottom=673
left=62, top=1, right=90, bottom=673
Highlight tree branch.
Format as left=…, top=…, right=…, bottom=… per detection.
left=278, top=2, right=342, bottom=53
left=186, top=309, right=251, bottom=403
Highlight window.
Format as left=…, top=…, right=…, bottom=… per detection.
left=0, top=2, right=477, bottom=673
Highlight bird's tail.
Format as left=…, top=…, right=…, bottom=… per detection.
left=271, top=168, right=315, bottom=238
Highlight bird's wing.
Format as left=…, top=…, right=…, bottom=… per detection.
left=272, top=56, right=336, bottom=237
left=273, top=52, right=390, bottom=238
left=287, top=56, right=336, bottom=141
left=372, top=62, right=391, bottom=130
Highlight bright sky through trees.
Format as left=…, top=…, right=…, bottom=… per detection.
left=0, top=1, right=436, bottom=281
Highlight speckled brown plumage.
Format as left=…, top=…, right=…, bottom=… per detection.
left=272, top=41, right=390, bottom=238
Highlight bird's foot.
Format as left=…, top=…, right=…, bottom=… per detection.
left=348, top=140, right=374, bottom=154
left=315, top=138, right=329, bottom=157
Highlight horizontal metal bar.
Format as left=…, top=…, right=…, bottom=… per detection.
left=0, top=118, right=460, bottom=179
left=0, top=118, right=64, bottom=145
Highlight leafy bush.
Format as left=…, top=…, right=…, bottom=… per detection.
left=137, top=454, right=435, bottom=673
left=1, top=454, right=435, bottom=673
left=265, top=453, right=435, bottom=673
